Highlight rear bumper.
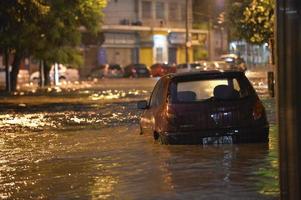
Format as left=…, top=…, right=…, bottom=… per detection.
left=160, top=126, right=269, bottom=145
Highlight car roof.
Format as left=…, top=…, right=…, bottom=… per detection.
left=167, top=70, right=245, bottom=81
left=220, top=54, right=239, bottom=59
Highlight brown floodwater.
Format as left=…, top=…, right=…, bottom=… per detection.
left=0, top=78, right=279, bottom=200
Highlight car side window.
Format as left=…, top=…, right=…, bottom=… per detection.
left=156, top=80, right=165, bottom=105
left=149, top=81, right=160, bottom=107
left=149, top=79, right=165, bottom=107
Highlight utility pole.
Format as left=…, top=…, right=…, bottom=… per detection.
left=208, top=17, right=212, bottom=60
left=185, top=0, right=190, bottom=68
left=208, top=3, right=212, bottom=61
left=277, top=0, right=301, bottom=199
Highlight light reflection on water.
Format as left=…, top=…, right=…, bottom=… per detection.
left=0, top=87, right=279, bottom=199
left=0, top=102, right=142, bottom=132
left=0, top=125, right=279, bottom=200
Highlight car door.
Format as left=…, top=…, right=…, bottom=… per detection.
left=141, top=79, right=165, bottom=134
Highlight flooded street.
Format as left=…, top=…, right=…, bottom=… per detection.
left=0, top=78, right=279, bottom=200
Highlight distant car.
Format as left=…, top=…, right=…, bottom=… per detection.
left=105, top=64, right=124, bottom=78
left=1, top=68, right=29, bottom=87
left=87, top=65, right=106, bottom=79
left=202, top=61, right=231, bottom=71
left=138, top=70, right=269, bottom=145
left=30, top=64, right=79, bottom=83
left=150, top=63, right=176, bottom=77
left=124, top=64, right=150, bottom=78
left=220, top=54, right=247, bottom=71
left=0, top=68, right=5, bottom=87
left=176, top=62, right=205, bottom=73
left=88, top=64, right=124, bottom=79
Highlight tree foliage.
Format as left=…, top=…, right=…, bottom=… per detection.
left=34, top=0, right=106, bottom=65
left=226, top=0, right=252, bottom=41
left=0, top=0, right=49, bottom=54
left=0, top=0, right=106, bottom=90
left=241, top=0, right=274, bottom=44
left=226, top=0, right=274, bottom=45
left=0, top=0, right=50, bottom=90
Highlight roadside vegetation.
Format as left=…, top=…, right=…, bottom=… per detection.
left=0, top=0, right=106, bottom=91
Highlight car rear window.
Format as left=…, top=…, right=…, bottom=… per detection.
left=171, top=76, right=254, bottom=102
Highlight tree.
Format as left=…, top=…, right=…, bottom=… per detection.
left=193, top=0, right=225, bottom=29
left=33, top=0, right=106, bottom=85
left=0, top=0, right=50, bottom=91
left=225, top=0, right=252, bottom=41
left=226, top=0, right=274, bottom=45
left=241, top=0, right=274, bottom=45
left=0, top=0, right=106, bottom=91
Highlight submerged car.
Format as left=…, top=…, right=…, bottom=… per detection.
left=138, top=70, right=269, bottom=145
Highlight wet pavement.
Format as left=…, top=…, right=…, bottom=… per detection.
left=0, top=78, right=279, bottom=200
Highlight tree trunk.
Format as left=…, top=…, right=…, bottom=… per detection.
left=10, top=52, right=22, bottom=91
left=43, top=61, right=51, bottom=86
left=3, top=49, right=10, bottom=92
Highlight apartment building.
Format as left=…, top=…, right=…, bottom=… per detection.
left=95, top=0, right=208, bottom=67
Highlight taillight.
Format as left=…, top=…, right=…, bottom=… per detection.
left=131, top=69, right=136, bottom=73
left=253, top=100, right=264, bottom=120
left=166, top=104, right=177, bottom=125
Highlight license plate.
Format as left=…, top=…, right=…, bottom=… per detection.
left=202, top=136, right=233, bottom=145
left=139, top=69, right=146, bottom=73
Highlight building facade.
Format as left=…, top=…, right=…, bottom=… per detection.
left=89, top=0, right=208, bottom=69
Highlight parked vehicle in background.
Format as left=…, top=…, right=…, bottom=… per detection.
left=1, top=68, right=30, bottom=88
left=176, top=62, right=205, bottom=73
left=220, top=54, right=247, bottom=71
left=87, top=65, right=106, bottom=79
left=105, top=64, right=124, bottom=78
left=0, top=68, right=5, bottom=87
left=138, top=70, right=269, bottom=145
left=124, top=64, right=150, bottom=78
left=87, top=64, right=124, bottom=80
left=150, top=63, right=176, bottom=77
left=202, top=61, right=231, bottom=71
left=18, top=69, right=30, bottom=84
left=30, top=64, right=79, bottom=84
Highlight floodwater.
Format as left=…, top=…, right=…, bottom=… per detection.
left=0, top=78, right=279, bottom=200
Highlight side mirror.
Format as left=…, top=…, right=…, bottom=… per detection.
left=137, top=100, right=149, bottom=109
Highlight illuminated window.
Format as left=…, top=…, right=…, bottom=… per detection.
left=156, top=47, right=163, bottom=63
